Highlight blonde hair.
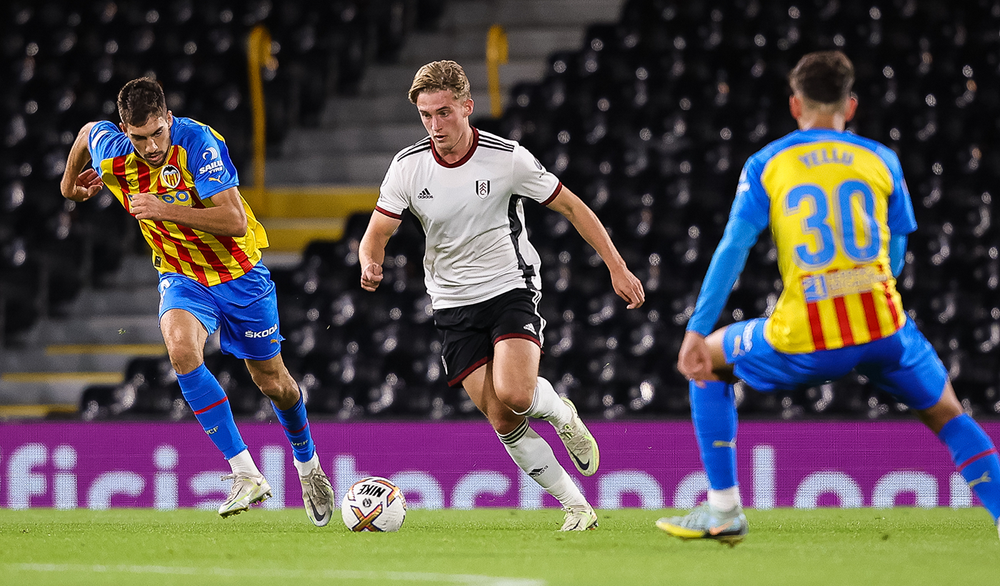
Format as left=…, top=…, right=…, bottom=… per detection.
left=408, top=60, right=471, bottom=104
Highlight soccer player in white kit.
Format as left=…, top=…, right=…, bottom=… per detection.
left=359, top=60, right=645, bottom=530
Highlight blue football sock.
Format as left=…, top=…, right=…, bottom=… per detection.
left=690, top=380, right=739, bottom=490
left=939, top=413, right=1000, bottom=523
left=272, top=392, right=315, bottom=464
left=177, top=364, right=247, bottom=460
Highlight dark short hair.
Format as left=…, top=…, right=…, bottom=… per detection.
left=789, top=51, right=854, bottom=105
left=117, top=77, right=167, bottom=127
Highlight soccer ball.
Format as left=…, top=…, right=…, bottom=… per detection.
left=341, top=476, right=407, bottom=532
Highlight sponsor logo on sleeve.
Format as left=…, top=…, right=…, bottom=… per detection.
left=198, top=148, right=224, bottom=175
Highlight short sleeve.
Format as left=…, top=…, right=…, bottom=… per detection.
left=182, top=125, right=239, bottom=199
left=878, top=146, right=917, bottom=235
left=729, top=156, right=771, bottom=231
left=374, top=156, right=408, bottom=219
left=511, top=145, right=561, bottom=205
left=88, top=121, right=132, bottom=170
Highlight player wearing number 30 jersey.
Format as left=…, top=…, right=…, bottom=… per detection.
left=659, top=51, right=1000, bottom=545
left=729, top=125, right=914, bottom=353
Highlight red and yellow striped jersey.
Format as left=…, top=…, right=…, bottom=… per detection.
left=742, top=129, right=916, bottom=353
left=88, top=117, right=267, bottom=286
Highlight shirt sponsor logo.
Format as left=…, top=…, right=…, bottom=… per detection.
left=160, top=165, right=182, bottom=189
left=476, top=180, right=490, bottom=199
left=202, top=147, right=219, bottom=161
left=417, top=188, right=433, bottom=199
left=802, top=266, right=887, bottom=302
left=245, top=324, right=279, bottom=338
left=198, top=159, right=225, bottom=175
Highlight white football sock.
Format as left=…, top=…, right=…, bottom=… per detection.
left=227, top=449, right=262, bottom=477
left=513, top=376, right=573, bottom=428
left=707, top=486, right=742, bottom=512
left=499, top=419, right=589, bottom=509
left=294, top=451, right=320, bottom=477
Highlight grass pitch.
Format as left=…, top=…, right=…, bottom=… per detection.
left=0, top=508, right=996, bottom=586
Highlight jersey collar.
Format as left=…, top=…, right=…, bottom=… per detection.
left=431, top=127, right=479, bottom=168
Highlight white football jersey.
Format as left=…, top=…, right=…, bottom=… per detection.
left=376, top=128, right=562, bottom=309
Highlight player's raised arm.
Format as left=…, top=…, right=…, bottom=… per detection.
left=60, top=122, right=104, bottom=202
left=545, top=185, right=645, bottom=309
left=359, top=210, right=402, bottom=292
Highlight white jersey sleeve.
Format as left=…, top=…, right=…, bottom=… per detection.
left=375, top=151, right=411, bottom=218
left=511, top=145, right=562, bottom=205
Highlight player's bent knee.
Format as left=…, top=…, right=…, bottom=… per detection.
left=494, top=383, right=534, bottom=414
left=166, top=348, right=204, bottom=376
left=915, top=382, right=964, bottom=434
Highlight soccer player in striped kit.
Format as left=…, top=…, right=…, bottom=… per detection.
left=60, top=78, right=336, bottom=526
left=359, top=61, right=645, bottom=530
left=660, top=51, right=1000, bottom=544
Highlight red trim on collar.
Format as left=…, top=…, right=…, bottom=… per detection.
left=431, top=127, right=479, bottom=168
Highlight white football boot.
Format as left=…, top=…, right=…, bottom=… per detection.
left=218, top=473, right=272, bottom=518
left=300, top=466, right=336, bottom=527
left=561, top=504, right=599, bottom=531
left=556, top=398, right=600, bottom=476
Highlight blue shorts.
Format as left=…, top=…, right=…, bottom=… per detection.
left=722, top=317, right=947, bottom=410
left=157, top=263, right=284, bottom=361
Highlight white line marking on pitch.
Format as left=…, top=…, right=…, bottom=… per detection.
left=8, top=563, right=546, bottom=585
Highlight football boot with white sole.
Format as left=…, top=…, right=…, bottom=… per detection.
left=656, top=502, right=748, bottom=547
left=300, top=466, right=336, bottom=527
left=218, top=473, right=272, bottom=518
left=561, top=505, right=599, bottom=531
left=556, top=398, right=600, bottom=476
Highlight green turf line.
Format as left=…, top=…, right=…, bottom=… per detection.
left=1, top=508, right=996, bottom=586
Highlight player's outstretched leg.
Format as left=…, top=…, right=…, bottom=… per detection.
left=516, top=377, right=599, bottom=476
left=658, top=379, right=746, bottom=544
left=271, top=392, right=335, bottom=527
left=499, top=418, right=598, bottom=531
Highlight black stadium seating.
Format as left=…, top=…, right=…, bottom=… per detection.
left=3, top=0, right=1000, bottom=420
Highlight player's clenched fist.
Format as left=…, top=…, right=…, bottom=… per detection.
left=63, top=168, right=104, bottom=202
left=361, top=263, right=383, bottom=292
left=128, top=192, right=169, bottom=221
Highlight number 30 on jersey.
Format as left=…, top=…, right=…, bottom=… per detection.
left=783, top=180, right=881, bottom=269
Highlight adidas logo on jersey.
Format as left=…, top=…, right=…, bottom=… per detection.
left=417, top=188, right=433, bottom=199
left=523, top=323, right=537, bottom=335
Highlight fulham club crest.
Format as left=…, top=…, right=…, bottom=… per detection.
left=160, top=165, right=182, bottom=189
left=475, top=180, right=490, bottom=199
